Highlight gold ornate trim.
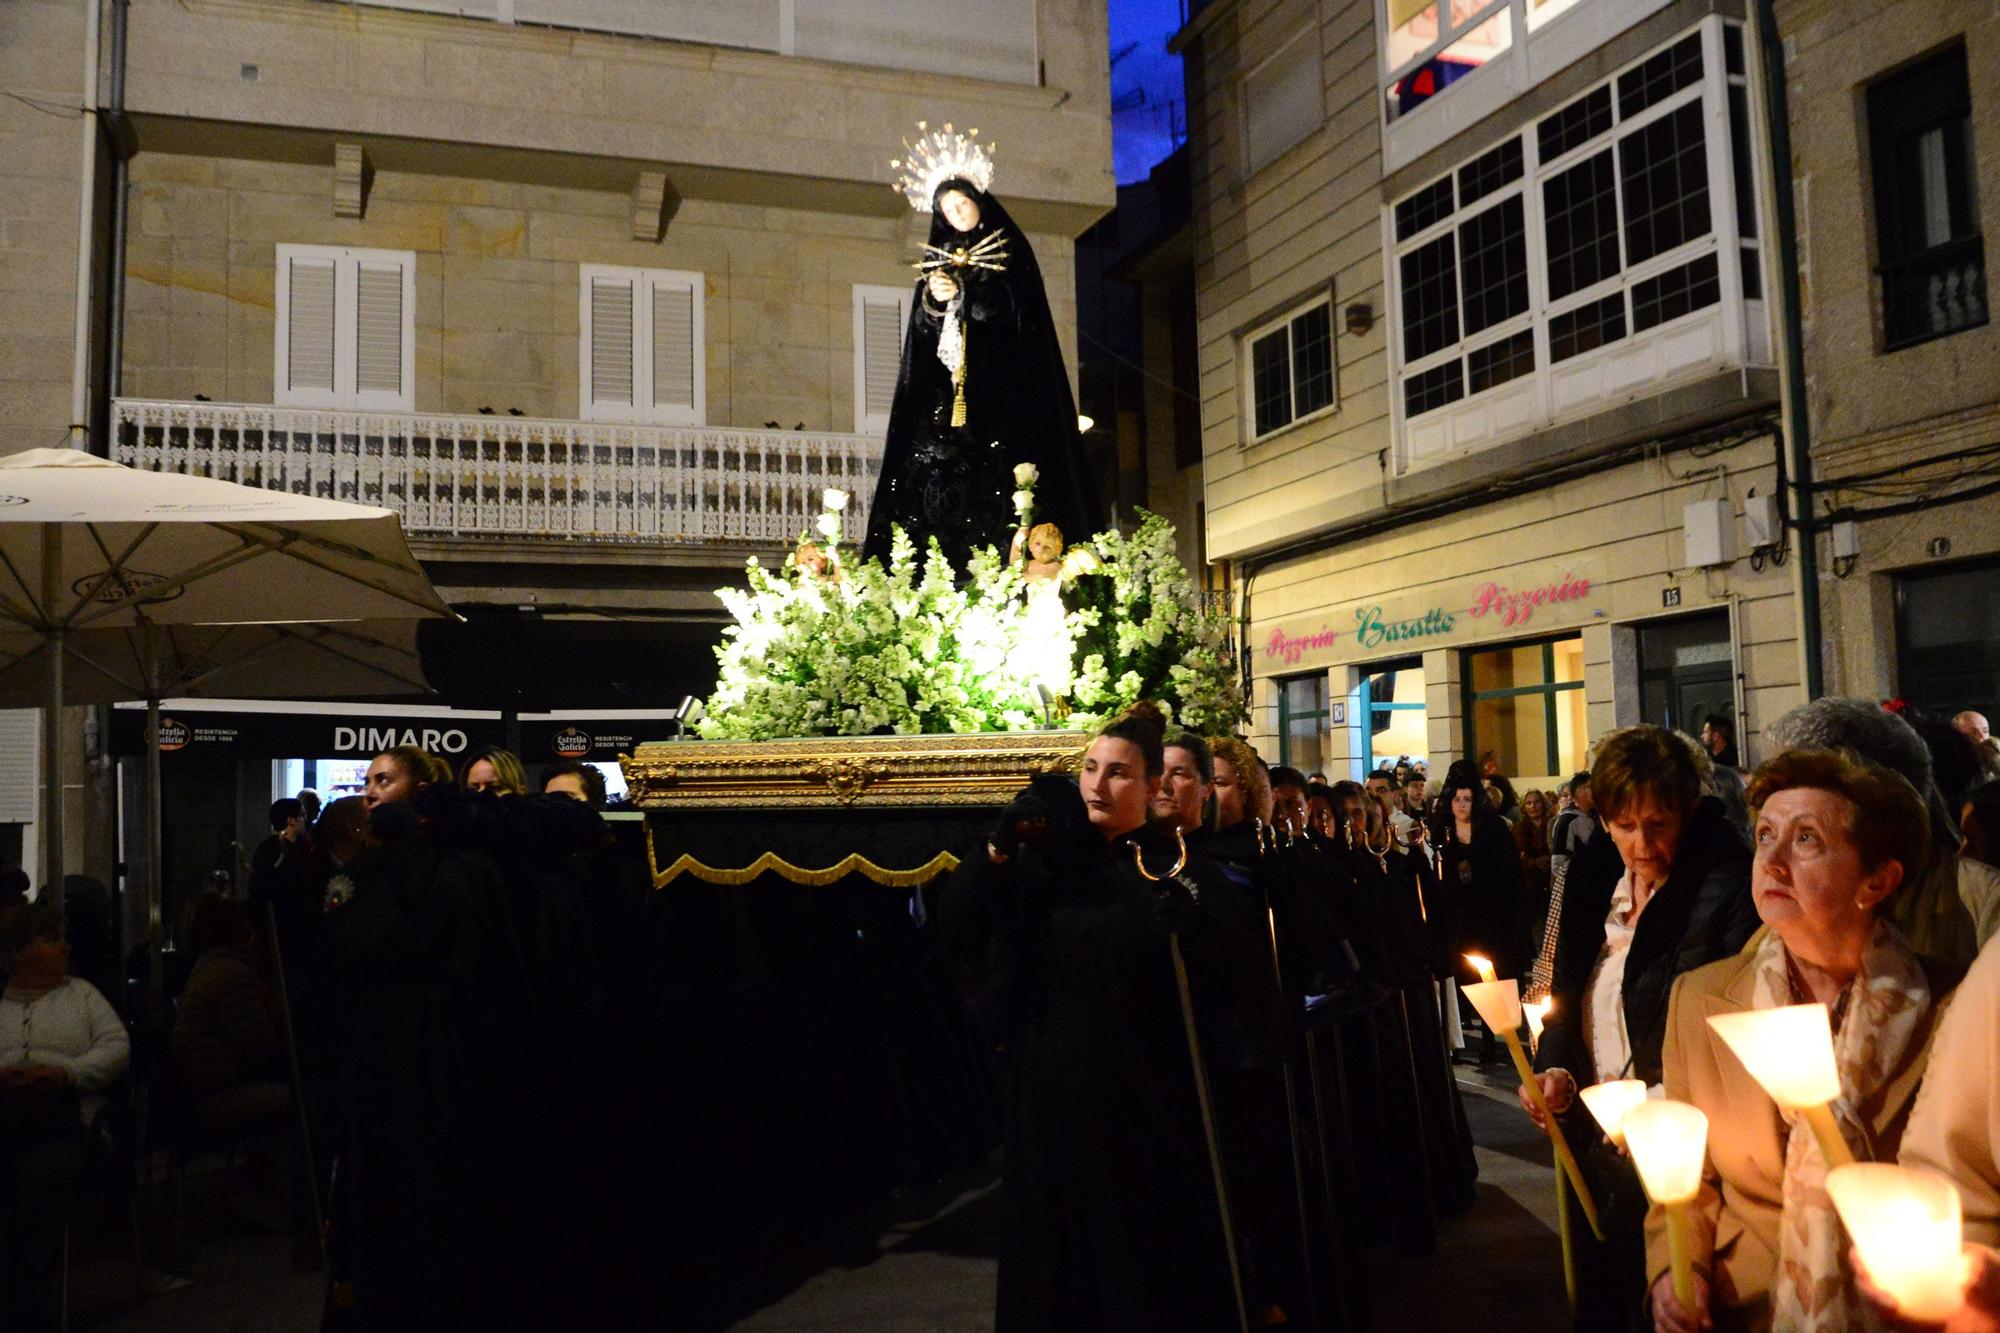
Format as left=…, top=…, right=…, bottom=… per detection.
left=621, top=730, right=1084, bottom=810
left=647, top=844, right=961, bottom=890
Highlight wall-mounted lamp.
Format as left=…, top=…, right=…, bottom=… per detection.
left=1344, top=302, right=1375, bottom=336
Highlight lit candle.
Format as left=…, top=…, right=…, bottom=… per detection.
left=1524, top=996, right=1552, bottom=1051
left=1463, top=976, right=1602, bottom=1239
left=1706, top=1004, right=1854, bottom=1166
left=1827, top=1163, right=1971, bottom=1323
left=1578, top=1079, right=1650, bottom=1147
left=1623, top=1098, right=1710, bottom=1315
left=1465, top=952, right=1497, bottom=983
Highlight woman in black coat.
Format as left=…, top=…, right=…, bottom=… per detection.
left=941, top=704, right=1263, bottom=1332
left=1430, top=764, right=1534, bottom=984
left=1523, top=725, right=1757, bottom=1329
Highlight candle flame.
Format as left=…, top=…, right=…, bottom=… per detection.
left=1827, top=1164, right=1969, bottom=1322
left=1464, top=953, right=1496, bottom=983
left=1624, top=1099, right=1709, bottom=1205
left=1524, top=996, right=1552, bottom=1045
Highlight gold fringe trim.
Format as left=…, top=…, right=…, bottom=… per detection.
left=649, top=847, right=962, bottom=890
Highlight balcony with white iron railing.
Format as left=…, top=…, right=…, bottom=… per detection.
left=111, top=399, right=883, bottom=553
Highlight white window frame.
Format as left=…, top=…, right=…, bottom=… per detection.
left=577, top=264, right=706, bottom=427
left=851, top=283, right=911, bottom=436
left=274, top=244, right=417, bottom=413
left=1374, top=0, right=1680, bottom=174
left=1384, top=18, right=1763, bottom=474
left=1241, top=290, right=1338, bottom=445
left=1240, top=25, right=1323, bottom=178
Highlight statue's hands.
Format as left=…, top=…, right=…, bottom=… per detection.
left=927, top=271, right=959, bottom=302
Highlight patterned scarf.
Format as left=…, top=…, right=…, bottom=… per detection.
left=1750, top=922, right=1932, bottom=1331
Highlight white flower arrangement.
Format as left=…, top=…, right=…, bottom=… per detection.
left=695, top=510, right=1246, bottom=740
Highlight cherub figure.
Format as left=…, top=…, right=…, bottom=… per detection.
left=1009, top=522, right=1101, bottom=585
left=792, top=539, right=845, bottom=584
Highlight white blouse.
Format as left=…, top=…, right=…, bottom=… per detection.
left=1582, top=872, right=1641, bottom=1084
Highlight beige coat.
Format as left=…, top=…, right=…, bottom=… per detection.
left=1645, top=931, right=1952, bottom=1331
left=1902, top=927, right=2000, bottom=1246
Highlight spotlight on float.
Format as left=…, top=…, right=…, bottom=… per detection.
left=1707, top=1004, right=1853, bottom=1165
left=1827, top=1163, right=1972, bottom=1323
left=674, top=695, right=704, bottom=739
left=1624, top=1099, right=1710, bottom=1316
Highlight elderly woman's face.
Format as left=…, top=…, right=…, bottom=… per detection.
left=1605, top=794, right=1683, bottom=885
left=938, top=189, right=981, bottom=233
left=1753, top=787, right=1897, bottom=946
left=1153, top=745, right=1210, bottom=833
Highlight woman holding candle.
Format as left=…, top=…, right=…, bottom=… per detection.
left=1646, top=748, right=1960, bottom=1332
left=941, top=702, right=1267, bottom=1331
left=1522, top=725, right=1758, bottom=1326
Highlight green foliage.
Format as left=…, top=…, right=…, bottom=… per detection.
left=696, top=512, right=1246, bottom=739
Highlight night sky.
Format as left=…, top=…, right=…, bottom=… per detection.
left=1108, top=0, right=1187, bottom=184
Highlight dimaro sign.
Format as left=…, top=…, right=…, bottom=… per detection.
left=1260, top=564, right=1605, bottom=671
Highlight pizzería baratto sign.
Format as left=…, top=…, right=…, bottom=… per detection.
left=1262, top=565, right=1604, bottom=667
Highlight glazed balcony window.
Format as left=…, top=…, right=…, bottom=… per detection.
left=1385, top=19, right=1771, bottom=474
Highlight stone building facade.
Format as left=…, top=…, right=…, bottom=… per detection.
left=0, top=0, right=1114, bottom=894
left=1773, top=0, right=2000, bottom=709
left=1177, top=0, right=1804, bottom=788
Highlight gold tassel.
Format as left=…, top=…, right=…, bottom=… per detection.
left=950, top=356, right=968, bottom=427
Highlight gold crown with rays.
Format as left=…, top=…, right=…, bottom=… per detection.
left=890, top=120, right=997, bottom=212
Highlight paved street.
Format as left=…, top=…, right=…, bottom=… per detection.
left=66, top=1066, right=1563, bottom=1332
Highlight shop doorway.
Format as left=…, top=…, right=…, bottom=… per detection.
left=1636, top=610, right=1735, bottom=737
left=1277, top=672, right=1331, bottom=776
left=1898, top=557, right=2000, bottom=717
left=1358, top=658, right=1427, bottom=775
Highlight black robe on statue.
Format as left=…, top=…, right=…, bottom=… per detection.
left=862, top=179, right=1100, bottom=569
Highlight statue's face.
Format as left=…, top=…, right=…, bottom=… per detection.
left=1029, top=531, right=1060, bottom=561
left=938, top=189, right=981, bottom=234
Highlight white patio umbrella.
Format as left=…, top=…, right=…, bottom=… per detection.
left=0, top=448, right=456, bottom=903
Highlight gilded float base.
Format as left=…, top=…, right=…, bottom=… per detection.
left=623, top=731, right=1085, bottom=890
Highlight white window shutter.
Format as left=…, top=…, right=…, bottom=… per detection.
left=353, top=259, right=408, bottom=403
left=580, top=265, right=704, bottom=425
left=650, top=276, right=697, bottom=417
left=282, top=253, right=337, bottom=402
left=852, top=283, right=911, bottom=434
left=275, top=244, right=416, bottom=411
left=588, top=274, right=638, bottom=416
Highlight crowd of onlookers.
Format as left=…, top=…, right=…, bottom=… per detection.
left=0, top=744, right=636, bottom=1331
left=4, top=699, right=2000, bottom=1330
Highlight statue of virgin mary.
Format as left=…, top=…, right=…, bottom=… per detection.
left=861, top=123, right=1101, bottom=569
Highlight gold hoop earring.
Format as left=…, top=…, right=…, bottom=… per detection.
left=1133, top=827, right=1188, bottom=882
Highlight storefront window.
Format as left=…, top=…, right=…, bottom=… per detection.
left=1359, top=659, right=1428, bottom=772
left=1278, top=672, right=1331, bottom=775
left=1464, top=634, right=1585, bottom=781
left=1897, top=557, right=2000, bottom=717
